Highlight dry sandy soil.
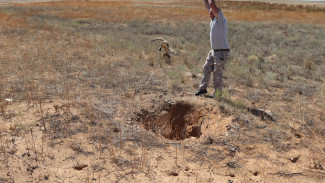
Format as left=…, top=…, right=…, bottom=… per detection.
left=1, top=97, right=324, bottom=183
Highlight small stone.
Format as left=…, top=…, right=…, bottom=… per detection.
left=227, top=162, right=236, bottom=168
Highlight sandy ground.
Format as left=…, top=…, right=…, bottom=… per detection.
left=1, top=97, right=324, bottom=183
left=1, top=0, right=325, bottom=7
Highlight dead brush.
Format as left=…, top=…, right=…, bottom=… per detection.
left=30, top=127, right=38, bottom=163
left=138, top=132, right=154, bottom=174
left=0, top=100, right=8, bottom=117
left=62, top=82, right=73, bottom=117
left=24, top=82, right=37, bottom=109
left=1, top=131, right=19, bottom=182
left=2, top=144, right=15, bottom=183
left=37, top=93, right=48, bottom=132
left=109, top=128, right=117, bottom=161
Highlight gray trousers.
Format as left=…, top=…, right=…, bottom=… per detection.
left=199, top=50, right=230, bottom=95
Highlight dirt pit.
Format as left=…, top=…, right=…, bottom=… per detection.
left=136, top=100, right=205, bottom=140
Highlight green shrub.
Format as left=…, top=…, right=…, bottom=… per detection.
left=266, top=71, right=277, bottom=81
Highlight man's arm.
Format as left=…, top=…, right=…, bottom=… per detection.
left=208, top=0, right=219, bottom=18
left=203, top=0, right=210, bottom=11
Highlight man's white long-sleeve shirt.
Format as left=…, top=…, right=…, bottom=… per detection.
left=210, top=10, right=229, bottom=50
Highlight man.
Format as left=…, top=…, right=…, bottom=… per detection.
left=195, top=0, right=230, bottom=98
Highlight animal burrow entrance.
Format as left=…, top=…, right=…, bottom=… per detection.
left=137, top=101, right=203, bottom=141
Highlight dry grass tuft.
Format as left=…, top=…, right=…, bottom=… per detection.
left=0, top=13, right=29, bottom=28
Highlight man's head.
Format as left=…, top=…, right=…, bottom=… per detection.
left=209, top=8, right=215, bottom=19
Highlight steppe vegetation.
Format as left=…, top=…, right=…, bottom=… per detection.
left=0, top=0, right=324, bottom=182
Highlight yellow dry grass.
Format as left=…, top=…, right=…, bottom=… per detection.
left=6, top=0, right=323, bottom=25
left=226, top=9, right=325, bottom=24
left=0, top=13, right=29, bottom=28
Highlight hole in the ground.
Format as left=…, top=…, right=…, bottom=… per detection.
left=137, top=101, right=203, bottom=141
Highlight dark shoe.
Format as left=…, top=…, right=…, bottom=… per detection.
left=195, top=89, right=207, bottom=96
